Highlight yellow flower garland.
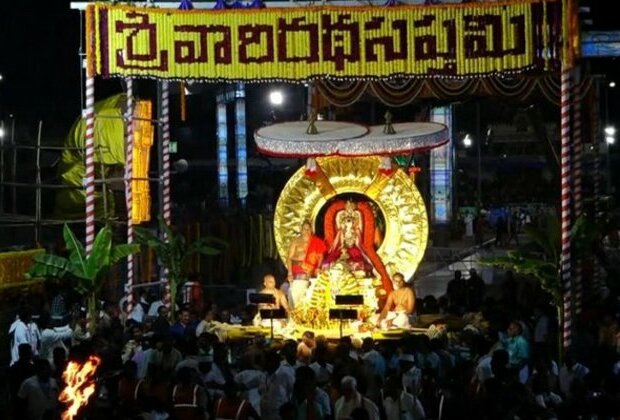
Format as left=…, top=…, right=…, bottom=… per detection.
left=87, top=0, right=565, bottom=81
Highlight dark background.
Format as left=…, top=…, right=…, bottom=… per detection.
left=0, top=1, right=619, bottom=135
left=0, top=0, right=617, bottom=216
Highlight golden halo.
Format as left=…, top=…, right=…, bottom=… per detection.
left=274, top=156, right=428, bottom=281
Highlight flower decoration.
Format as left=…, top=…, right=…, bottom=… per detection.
left=379, top=156, right=394, bottom=176
left=304, top=158, right=317, bottom=177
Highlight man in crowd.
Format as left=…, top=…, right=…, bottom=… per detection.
left=381, top=374, right=426, bottom=420
left=8, top=343, right=35, bottom=416
left=9, top=310, right=34, bottom=366
left=500, top=320, right=531, bottom=384
left=17, top=358, right=60, bottom=420
left=334, top=375, right=379, bottom=419
left=446, top=270, right=467, bottom=314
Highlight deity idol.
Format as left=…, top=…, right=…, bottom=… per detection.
left=324, top=200, right=374, bottom=275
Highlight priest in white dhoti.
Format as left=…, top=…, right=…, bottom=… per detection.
left=376, top=272, right=415, bottom=329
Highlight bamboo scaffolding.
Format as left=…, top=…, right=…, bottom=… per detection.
left=0, top=125, right=131, bottom=240
left=35, top=121, right=43, bottom=244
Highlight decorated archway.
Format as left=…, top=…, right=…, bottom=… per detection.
left=76, top=0, right=583, bottom=344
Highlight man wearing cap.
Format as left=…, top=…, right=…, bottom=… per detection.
left=399, top=353, right=422, bottom=395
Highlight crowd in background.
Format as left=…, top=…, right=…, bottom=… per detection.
left=6, top=266, right=620, bottom=419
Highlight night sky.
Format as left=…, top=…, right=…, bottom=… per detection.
left=0, top=1, right=83, bottom=136
left=0, top=1, right=619, bottom=139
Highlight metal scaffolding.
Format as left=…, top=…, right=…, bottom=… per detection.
left=0, top=117, right=123, bottom=246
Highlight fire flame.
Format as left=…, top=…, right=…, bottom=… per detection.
left=58, top=355, right=102, bottom=420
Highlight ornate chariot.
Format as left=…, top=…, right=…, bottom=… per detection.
left=255, top=120, right=448, bottom=331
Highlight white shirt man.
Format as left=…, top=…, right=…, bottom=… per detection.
left=195, top=311, right=217, bottom=337
left=464, top=213, right=475, bottom=237
left=383, top=390, right=425, bottom=420
left=472, top=353, right=493, bottom=392
left=314, top=387, right=333, bottom=418
left=275, top=359, right=296, bottom=400
left=334, top=376, right=379, bottom=420
left=40, top=325, right=73, bottom=363
left=362, top=347, right=386, bottom=379
left=18, top=362, right=60, bottom=420
left=27, top=321, right=41, bottom=357
left=147, top=299, right=165, bottom=318
left=309, top=360, right=333, bottom=386
left=135, top=346, right=155, bottom=379
left=559, top=359, right=590, bottom=398
left=399, top=354, right=422, bottom=395
left=204, top=362, right=226, bottom=400
left=533, top=310, right=551, bottom=344
left=260, top=371, right=289, bottom=419
left=9, top=316, right=30, bottom=366
left=381, top=374, right=425, bottom=420
left=235, top=368, right=266, bottom=415
left=128, top=295, right=149, bottom=324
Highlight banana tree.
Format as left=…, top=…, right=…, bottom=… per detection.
left=480, top=213, right=600, bottom=358
left=26, top=224, right=139, bottom=331
left=134, top=218, right=227, bottom=312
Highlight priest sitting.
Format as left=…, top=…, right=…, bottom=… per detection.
left=376, top=272, right=415, bottom=329
left=252, top=274, right=289, bottom=329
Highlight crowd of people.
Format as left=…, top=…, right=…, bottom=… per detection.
left=458, top=205, right=552, bottom=247
left=6, top=264, right=620, bottom=419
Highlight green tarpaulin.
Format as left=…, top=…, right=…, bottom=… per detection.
left=54, top=94, right=127, bottom=219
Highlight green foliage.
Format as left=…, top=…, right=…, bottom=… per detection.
left=27, top=254, right=70, bottom=281
left=27, top=224, right=140, bottom=295
left=26, top=224, right=139, bottom=331
left=481, top=213, right=601, bottom=306
left=481, top=214, right=561, bottom=304
left=482, top=252, right=561, bottom=305
left=134, top=217, right=227, bottom=304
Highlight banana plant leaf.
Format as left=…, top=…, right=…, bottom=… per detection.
left=481, top=215, right=562, bottom=304
left=26, top=223, right=138, bottom=332
left=26, top=254, right=70, bottom=280
left=134, top=218, right=227, bottom=305
left=85, top=226, right=112, bottom=280
left=187, top=237, right=228, bottom=256
left=27, top=224, right=139, bottom=294
left=63, top=224, right=88, bottom=278
left=111, top=244, right=141, bottom=264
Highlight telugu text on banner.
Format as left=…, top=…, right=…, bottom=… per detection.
left=87, top=1, right=564, bottom=81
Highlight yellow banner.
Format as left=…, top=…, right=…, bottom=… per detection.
left=0, top=249, right=44, bottom=286
left=132, top=100, right=153, bottom=224
left=87, top=1, right=563, bottom=80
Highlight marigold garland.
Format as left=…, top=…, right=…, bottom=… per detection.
left=87, top=1, right=565, bottom=81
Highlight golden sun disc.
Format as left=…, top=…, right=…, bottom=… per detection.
left=274, top=156, right=428, bottom=282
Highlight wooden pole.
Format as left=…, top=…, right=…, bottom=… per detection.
left=35, top=121, right=43, bottom=245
